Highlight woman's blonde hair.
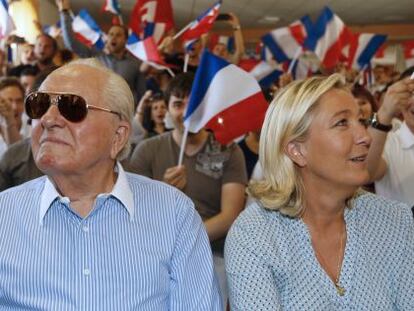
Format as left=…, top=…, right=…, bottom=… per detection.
left=248, top=74, right=348, bottom=217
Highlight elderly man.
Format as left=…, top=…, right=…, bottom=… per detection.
left=56, top=0, right=145, bottom=104
left=0, top=59, right=222, bottom=310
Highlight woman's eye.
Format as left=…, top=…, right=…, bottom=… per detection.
left=335, top=119, right=348, bottom=127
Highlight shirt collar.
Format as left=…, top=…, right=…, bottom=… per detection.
left=39, top=162, right=134, bottom=225
left=398, top=122, right=414, bottom=149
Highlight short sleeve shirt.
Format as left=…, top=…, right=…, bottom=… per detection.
left=127, top=131, right=248, bottom=220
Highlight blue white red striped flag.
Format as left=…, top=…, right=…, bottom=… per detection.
left=72, top=9, right=105, bottom=50
left=261, top=16, right=311, bottom=63
left=0, top=0, right=15, bottom=39
left=184, top=49, right=268, bottom=144
left=347, top=33, right=387, bottom=70
left=102, top=0, right=121, bottom=15
left=239, top=59, right=283, bottom=88
left=126, top=33, right=172, bottom=73
left=43, top=21, right=62, bottom=38
left=304, top=7, right=351, bottom=69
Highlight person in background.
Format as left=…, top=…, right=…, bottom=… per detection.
left=0, top=77, right=25, bottom=156
left=211, top=12, right=245, bottom=65
left=366, top=69, right=414, bottom=207
left=0, top=68, right=56, bottom=191
left=136, top=90, right=168, bottom=138
left=225, top=74, right=414, bottom=310
left=128, top=73, right=247, bottom=307
left=8, top=35, right=57, bottom=78
left=20, top=43, right=36, bottom=66
left=57, top=0, right=146, bottom=104
left=0, top=49, right=8, bottom=77
left=238, top=131, right=259, bottom=180
left=351, top=83, right=377, bottom=120
left=0, top=58, right=222, bottom=310
left=20, top=66, right=38, bottom=95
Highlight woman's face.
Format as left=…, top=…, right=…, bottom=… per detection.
left=298, top=89, right=372, bottom=191
left=151, top=100, right=167, bottom=125
left=356, top=97, right=373, bottom=120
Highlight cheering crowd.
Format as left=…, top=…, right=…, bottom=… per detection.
left=0, top=0, right=413, bottom=310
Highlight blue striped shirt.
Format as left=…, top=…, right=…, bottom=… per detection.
left=0, top=165, right=222, bottom=310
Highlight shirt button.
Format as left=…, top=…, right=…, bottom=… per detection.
left=83, top=269, right=90, bottom=276
left=82, top=226, right=89, bottom=232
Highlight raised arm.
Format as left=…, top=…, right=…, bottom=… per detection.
left=366, top=78, right=414, bottom=181
left=56, top=0, right=96, bottom=58
left=227, top=13, right=245, bottom=65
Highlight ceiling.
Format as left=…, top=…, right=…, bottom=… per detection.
left=62, top=0, right=414, bottom=30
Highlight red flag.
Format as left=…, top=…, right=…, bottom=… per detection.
left=403, top=40, right=414, bottom=59
left=403, top=40, right=414, bottom=67
left=129, top=0, right=174, bottom=43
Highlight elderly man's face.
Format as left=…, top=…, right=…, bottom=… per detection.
left=31, top=65, right=125, bottom=176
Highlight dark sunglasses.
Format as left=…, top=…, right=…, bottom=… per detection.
left=25, top=91, right=121, bottom=123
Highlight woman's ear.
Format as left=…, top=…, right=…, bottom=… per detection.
left=285, top=141, right=307, bottom=167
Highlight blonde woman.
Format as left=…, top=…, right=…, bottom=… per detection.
left=225, top=74, right=414, bottom=310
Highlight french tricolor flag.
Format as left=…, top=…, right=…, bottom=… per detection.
left=126, top=34, right=172, bottom=72
left=102, top=0, right=121, bottom=15
left=181, top=1, right=222, bottom=49
left=43, top=21, right=61, bottom=38
left=184, top=50, right=268, bottom=144
left=0, top=0, right=15, bottom=39
left=261, top=16, right=312, bottom=63
left=72, top=9, right=104, bottom=50
left=347, top=33, right=387, bottom=70
left=239, top=59, right=282, bottom=88
left=304, top=7, right=351, bottom=69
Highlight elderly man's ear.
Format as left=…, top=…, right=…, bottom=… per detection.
left=285, top=141, right=307, bottom=167
left=110, top=121, right=130, bottom=160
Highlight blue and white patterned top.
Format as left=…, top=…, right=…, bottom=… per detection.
left=0, top=165, right=222, bottom=310
left=225, top=192, right=414, bottom=310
